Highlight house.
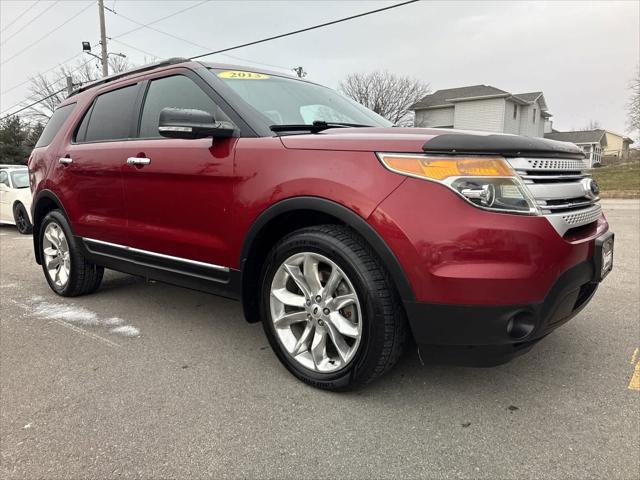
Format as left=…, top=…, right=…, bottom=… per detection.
left=544, top=129, right=634, bottom=167
left=410, top=85, right=552, bottom=137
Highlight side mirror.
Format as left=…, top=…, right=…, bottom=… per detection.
left=158, top=108, right=235, bottom=140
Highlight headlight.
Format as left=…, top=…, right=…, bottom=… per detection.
left=377, top=153, right=539, bottom=215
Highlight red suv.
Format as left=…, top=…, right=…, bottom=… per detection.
left=29, top=58, right=614, bottom=390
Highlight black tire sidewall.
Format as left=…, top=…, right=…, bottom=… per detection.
left=260, top=228, right=390, bottom=390
left=13, top=203, right=32, bottom=234
left=39, top=210, right=77, bottom=296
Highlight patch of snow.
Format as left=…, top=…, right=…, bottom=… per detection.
left=31, top=302, right=100, bottom=326
left=104, top=317, right=125, bottom=327
left=110, top=325, right=140, bottom=337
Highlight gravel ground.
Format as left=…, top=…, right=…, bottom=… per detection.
left=1, top=199, right=639, bottom=479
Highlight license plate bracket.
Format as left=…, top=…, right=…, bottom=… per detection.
left=594, top=232, right=614, bottom=282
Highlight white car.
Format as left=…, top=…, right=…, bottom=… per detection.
left=0, top=166, right=33, bottom=234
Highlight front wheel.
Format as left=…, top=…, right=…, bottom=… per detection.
left=13, top=203, right=32, bottom=234
left=39, top=210, right=104, bottom=296
left=260, top=225, right=408, bottom=391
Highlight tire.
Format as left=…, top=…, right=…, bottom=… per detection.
left=38, top=210, right=104, bottom=297
left=260, top=225, right=408, bottom=391
left=13, top=203, right=32, bottom=235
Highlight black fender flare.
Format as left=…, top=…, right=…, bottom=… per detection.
left=240, top=196, right=415, bottom=302
left=31, top=189, right=69, bottom=264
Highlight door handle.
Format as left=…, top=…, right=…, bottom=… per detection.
left=58, top=157, right=73, bottom=165
left=126, top=157, right=151, bottom=166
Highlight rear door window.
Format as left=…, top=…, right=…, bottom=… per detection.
left=138, top=75, right=228, bottom=139
left=35, top=103, right=76, bottom=148
left=82, top=84, right=139, bottom=142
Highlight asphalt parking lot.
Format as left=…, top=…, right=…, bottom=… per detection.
left=1, top=200, right=639, bottom=479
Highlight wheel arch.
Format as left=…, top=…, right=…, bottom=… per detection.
left=31, top=189, right=69, bottom=265
left=240, top=196, right=415, bottom=323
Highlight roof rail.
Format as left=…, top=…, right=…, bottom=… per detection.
left=68, top=57, right=190, bottom=97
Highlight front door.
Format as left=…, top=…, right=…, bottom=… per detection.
left=121, top=74, right=236, bottom=270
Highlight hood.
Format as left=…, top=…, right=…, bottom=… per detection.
left=278, top=127, right=585, bottom=159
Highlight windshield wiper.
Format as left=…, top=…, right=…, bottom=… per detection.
left=270, top=121, right=373, bottom=134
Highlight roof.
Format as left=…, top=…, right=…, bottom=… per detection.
left=67, top=58, right=303, bottom=99
left=514, top=92, right=542, bottom=102
left=411, top=85, right=550, bottom=112
left=544, top=130, right=607, bottom=145
left=410, top=85, right=509, bottom=109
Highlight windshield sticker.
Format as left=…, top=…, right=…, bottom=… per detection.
left=218, top=71, right=270, bottom=80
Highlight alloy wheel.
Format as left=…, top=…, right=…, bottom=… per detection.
left=269, top=252, right=362, bottom=373
left=42, top=222, right=71, bottom=288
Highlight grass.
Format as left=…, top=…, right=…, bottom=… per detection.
left=591, top=161, right=640, bottom=199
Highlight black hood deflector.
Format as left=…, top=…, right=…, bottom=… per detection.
left=423, top=133, right=585, bottom=159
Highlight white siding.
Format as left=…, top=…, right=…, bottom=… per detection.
left=414, top=107, right=454, bottom=127
left=503, top=100, right=520, bottom=134
left=518, top=100, right=544, bottom=137
left=453, top=98, right=505, bottom=132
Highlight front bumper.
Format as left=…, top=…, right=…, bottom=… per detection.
left=404, top=259, right=598, bottom=349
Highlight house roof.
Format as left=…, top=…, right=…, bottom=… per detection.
left=411, top=85, right=550, bottom=112
left=514, top=92, right=542, bottom=102
left=410, top=85, right=509, bottom=109
left=544, top=130, right=607, bottom=145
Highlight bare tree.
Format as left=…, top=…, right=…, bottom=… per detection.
left=581, top=120, right=602, bottom=131
left=22, top=56, right=132, bottom=121
left=339, top=71, right=430, bottom=126
left=628, top=66, right=640, bottom=142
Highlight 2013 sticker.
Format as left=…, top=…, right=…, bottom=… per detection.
left=217, top=71, right=270, bottom=80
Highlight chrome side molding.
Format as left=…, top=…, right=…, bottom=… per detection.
left=82, top=237, right=230, bottom=272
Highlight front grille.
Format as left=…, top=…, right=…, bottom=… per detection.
left=507, top=157, right=601, bottom=236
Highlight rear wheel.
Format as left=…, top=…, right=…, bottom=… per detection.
left=39, top=210, right=104, bottom=296
left=261, top=225, right=408, bottom=391
left=13, top=203, right=32, bottom=234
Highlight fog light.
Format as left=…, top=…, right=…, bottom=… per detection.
left=506, top=312, right=535, bottom=340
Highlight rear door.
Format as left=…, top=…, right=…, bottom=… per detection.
left=121, top=71, right=237, bottom=268
left=62, top=83, right=141, bottom=243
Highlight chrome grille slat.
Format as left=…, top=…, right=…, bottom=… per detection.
left=507, top=157, right=601, bottom=236
left=520, top=173, right=590, bottom=181
left=538, top=200, right=598, bottom=211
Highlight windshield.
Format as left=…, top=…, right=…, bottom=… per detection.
left=10, top=170, right=29, bottom=189
left=211, top=69, right=392, bottom=128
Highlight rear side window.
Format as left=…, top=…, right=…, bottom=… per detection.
left=139, top=75, right=227, bottom=138
left=82, top=84, right=138, bottom=142
left=35, top=103, right=75, bottom=148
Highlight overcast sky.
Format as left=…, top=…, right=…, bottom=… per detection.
left=1, top=0, right=638, bottom=134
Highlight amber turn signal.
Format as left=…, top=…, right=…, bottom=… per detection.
left=377, top=154, right=514, bottom=181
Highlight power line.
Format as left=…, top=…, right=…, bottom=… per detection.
left=0, top=87, right=69, bottom=121
left=2, top=0, right=419, bottom=119
left=0, top=0, right=40, bottom=34
left=109, top=0, right=209, bottom=40
left=1, top=1, right=60, bottom=45
left=109, top=38, right=160, bottom=60
left=189, top=0, right=420, bottom=60
left=1, top=1, right=94, bottom=65
left=106, top=8, right=290, bottom=71
left=0, top=58, right=95, bottom=116
left=1, top=52, right=84, bottom=95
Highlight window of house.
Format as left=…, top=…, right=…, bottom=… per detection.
left=81, top=84, right=139, bottom=143
left=139, top=75, right=228, bottom=138
left=513, top=104, right=517, bottom=119
left=532, top=108, right=537, bottom=123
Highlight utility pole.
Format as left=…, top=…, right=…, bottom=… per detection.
left=97, top=0, right=109, bottom=77
left=66, top=77, right=74, bottom=96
